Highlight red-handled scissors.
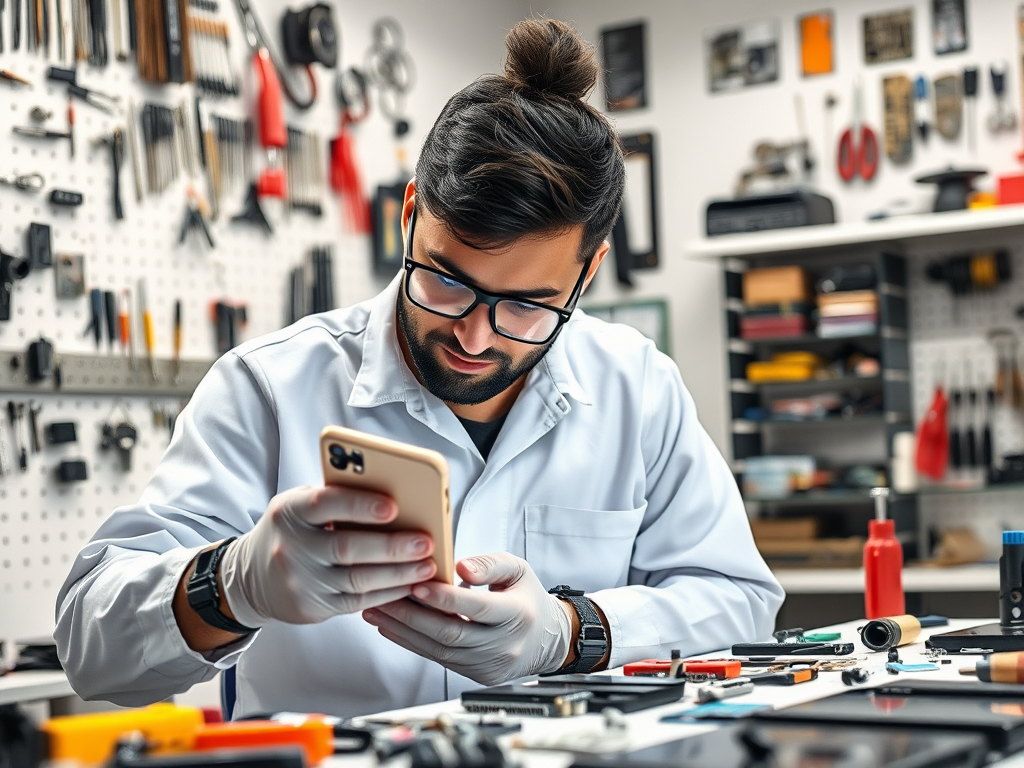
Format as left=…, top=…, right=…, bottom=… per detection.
left=837, top=79, right=878, bottom=182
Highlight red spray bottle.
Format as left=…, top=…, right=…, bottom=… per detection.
left=864, top=487, right=905, bottom=619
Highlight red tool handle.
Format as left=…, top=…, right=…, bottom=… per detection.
left=858, top=125, right=879, bottom=181
left=254, top=48, right=286, bottom=149
left=837, top=128, right=855, bottom=182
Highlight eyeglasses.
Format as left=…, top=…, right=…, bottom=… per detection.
left=402, top=208, right=592, bottom=345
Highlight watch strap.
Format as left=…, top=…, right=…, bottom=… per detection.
left=186, top=538, right=259, bottom=635
left=545, top=584, right=607, bottom=675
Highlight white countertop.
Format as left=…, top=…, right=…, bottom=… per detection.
left=775, top=564, right=999, bottom=594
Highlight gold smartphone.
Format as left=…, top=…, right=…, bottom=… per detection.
left=319, top=425, right=454, bottom=583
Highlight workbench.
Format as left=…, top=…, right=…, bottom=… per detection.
left=356, top=618, right=1024, bottom=768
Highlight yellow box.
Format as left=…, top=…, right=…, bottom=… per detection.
left=42, top=703, right=203, bottom=765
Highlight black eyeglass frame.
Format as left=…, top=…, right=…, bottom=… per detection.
left=401, top=207, right=594, bottom=346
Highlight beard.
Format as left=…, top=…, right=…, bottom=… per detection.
left=396, top=293, right=553, bottom=406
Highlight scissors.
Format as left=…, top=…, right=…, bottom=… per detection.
left=837, top=78, right=878, bottom=182
left=0, top=172, right=44, bottom=193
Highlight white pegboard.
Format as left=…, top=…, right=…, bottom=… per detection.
left=903, top=234, right=1024, bottom=557
left=0, top=0, right=519, bottom=640
left=0, top=394, right=184, bottom=639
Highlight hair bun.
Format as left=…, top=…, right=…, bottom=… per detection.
left=504, top=18, right=598, bottom=101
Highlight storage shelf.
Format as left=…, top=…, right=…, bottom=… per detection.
left=745, top=490, right=879, bottom=506
left=687, top=204, right=1024, bottom=260
left=734, top=414, right=887, bottom=431
left=746, top=375, right=883, bottom=393
left=745, top=481, right=1024, bottom=506
left=0, top=670, right=74, bottom=706
left=732, top=332, right=880, bottom=347
left=775, top=564, right=998, bottom=594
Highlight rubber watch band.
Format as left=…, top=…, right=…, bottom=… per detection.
left=186, top=538, right=259, bottom=635
left=545, top=584, right=607, bottom=675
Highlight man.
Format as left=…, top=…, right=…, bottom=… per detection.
left=55, top=18, right=782, bottom=718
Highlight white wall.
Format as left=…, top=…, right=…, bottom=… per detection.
left=536, top=0, right=1024, bottom=456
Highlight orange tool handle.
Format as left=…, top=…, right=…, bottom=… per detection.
left=195, top=720, right=334, bottom=766
left=143, top=311, right=156, bottom=352
left=623, top=659, right=673, bottom=676
left=254, top=48, right=286, bottom=149
left=119, top=314, right=130, bottom=348
left=683, top=659, right=742, bottom=679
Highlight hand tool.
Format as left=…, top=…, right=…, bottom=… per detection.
left=126, top=99, right=144, bottom=204
left=983, top=388, right=995, bottom=470
left=732, top=642, right=854, bottom=656
left=837, top=77, right=879, bottom=182
left=0, top=172, right=44, bottom=193
left=0, top=0, right=5, bottom=53
left=967, top=385, right=979, bottom=468
left=949, top=383, right=963, bottom=469
left=963, top=66, right=978, bottom=153
left=111, top=0, right=125, bottom=60
left=85, top=288, right=104, bottom=348
left=962, top=652, right=1024, bottom=683
left=55, top=0, right=64, bottom=60
left=751, top=668, right=818, bottom=685
left=233, top=0, right=290, bottom=198
left=41, top=0, right=47, bottom=54
left=696, top=677, right=754, bottom=703
left=12, top=124, right=74, bottom=158
left=104, top=290, right=119, bottom=351
left=93, top=128, right=125, bottom=219
left=67, top=97, right=75, bottom=158
left=179, top=188, right=215, bottom=247
left=988, top=64, right=1017, bottom=133
left=681, top=659, right=742, bottom=681
left=120, top=289, right=136, bottom=368
left=139, top=278, right=159, bottom=381
left=47, top=66, right=119, bottom=113
left=0, top=69, right=31, bottom=87
left=916, top=379, right=949, bottom=479
left=48, top=189, right=83, bottom=206
left=173, top=299, right=182, bottom=383
left=231, top=182, right=272, bottom=233
left=28, top=401, right=41, bottom=452
left=11, top=0, right=18, bottom=49
left=0, top=406, right=10, bottom=475
left=5, top=405, right=24, bottom=473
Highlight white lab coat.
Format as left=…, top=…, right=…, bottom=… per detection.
left=54, top=274, right=783, bottom=719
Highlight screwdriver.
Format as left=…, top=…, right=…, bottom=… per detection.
left=67, top=96, right=75, bottom=158
left=104, top=290, right=119, bottom=351
left=173, top=299, right=182, bottom=383
left=87, top=288, right=103, bottom=348
left=119, top=289, right=137, bottom=369
left=139, top=278, right=159, bottom=381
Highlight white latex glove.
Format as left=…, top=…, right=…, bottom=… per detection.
left=362, top=552, right=573, bottom=685
left=219, top=485, right=437, bottom=627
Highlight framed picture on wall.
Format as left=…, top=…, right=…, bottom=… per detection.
left=583, top=299, right=671, bottom=355
left=371, top=181, right=408, bottom=274
left=705, top=19, right=780, bottom=93
left=863, top=9, right=914, bottom=64
left=933, top=0, right=968, bottom=55
left=798, top=11, right=833, bottom=76
left=601, top=22, right=647, bottom=111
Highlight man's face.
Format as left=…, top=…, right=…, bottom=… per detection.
left=397, top=203, right=597, bottom=408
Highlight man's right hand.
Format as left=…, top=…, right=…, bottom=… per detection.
left=217, top=485, right=437, bottom=628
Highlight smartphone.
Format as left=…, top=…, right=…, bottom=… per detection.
left=319, top=426, right=454, bottom=583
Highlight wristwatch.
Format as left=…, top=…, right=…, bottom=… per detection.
left=186, top=538, right=259, bottom=635
left=546, top=584, right=608, bottom=674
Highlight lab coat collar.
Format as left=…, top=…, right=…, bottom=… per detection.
left=347, top=273, right=593, bottom=418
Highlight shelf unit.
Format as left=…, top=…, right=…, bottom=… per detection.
left=775, top=564, right=999, bottom=595
left=692, top=207, right=1024, bottom=583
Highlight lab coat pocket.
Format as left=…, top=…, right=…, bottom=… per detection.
left=524, top=503, right=647, bottom=593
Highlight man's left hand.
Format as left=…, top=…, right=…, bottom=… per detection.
left=362, top=552, right=572, bottom=686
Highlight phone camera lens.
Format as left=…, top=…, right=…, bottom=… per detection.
left=350, top=450, right=364, bottom=474
left=329, top=444, right=345, bottom=457
left=330, top=455, right=348, bottom=470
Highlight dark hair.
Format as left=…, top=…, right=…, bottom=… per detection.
left=415, top=18, right=625, bottom=262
